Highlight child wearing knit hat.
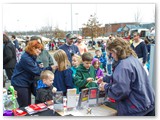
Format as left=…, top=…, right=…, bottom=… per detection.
left=92, top=58, right=104, bottom=79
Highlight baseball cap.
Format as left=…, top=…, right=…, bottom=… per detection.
left=66, top=33, right=76, bottom=39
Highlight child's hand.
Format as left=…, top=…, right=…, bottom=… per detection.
left=52, top=87, right=57, bottom=93
left=97, top=77, right=103, bottom=84
left=87, top=78, right=93, bottom=82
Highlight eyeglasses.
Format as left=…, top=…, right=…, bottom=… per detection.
left=133, top=35, right=137, bottom=37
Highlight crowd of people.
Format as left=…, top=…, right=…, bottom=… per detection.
left=3, top=32, right=155, bottom=116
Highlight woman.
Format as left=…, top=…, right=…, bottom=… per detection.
left=30, top=36, right=54, bottom=68
left=98, top=38, right=155, bottom=116
left=11, top=40, right=55, bottom=107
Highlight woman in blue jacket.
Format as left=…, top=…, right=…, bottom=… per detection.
left=11, top=40, right=54, bottom=107
left=98, top=38, right=155, bottom=116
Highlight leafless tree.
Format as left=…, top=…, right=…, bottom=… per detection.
left=39, top=25, right=53, bottom=38
left=53, top=26, right=65, bottom=39
left=83, top=13, right=102, bottom=48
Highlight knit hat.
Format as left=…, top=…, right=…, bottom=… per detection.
left=92, top=58, right=100, bottom=65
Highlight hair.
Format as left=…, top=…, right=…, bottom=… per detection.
left=11, top=35, right=16, bottom=39
left=30, top=36, right=44, bottom=49
left=133, top=32, right=140, bottom=36
left=82, top=52, right=93, bottom=61
left=25, top=40, right=43, bottom=55
left=106, top=37, right=137, bottom=60
left=95, top=49, right=100, bottom=53
left=3, top=33, right=10, bottom=43
left=40, top=70, right=54, bottom=80
left=53, top=49, right=71, bottom=71
left=72, top=54, right=82, bottom=64
left=30, top=36, right=42, bottom=43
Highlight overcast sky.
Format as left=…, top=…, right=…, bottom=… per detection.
left=2, top=3, right=155, bottom=32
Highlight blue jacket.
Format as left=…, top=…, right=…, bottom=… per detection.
left=131, top=40, right=148, bottom=64
left=53, top=68, right=74, bottom=96
left=94, top=55, right=106, bottom=65
left=104, top=56, right=155, bottom=116
left=11, top=52, right=52, bottom=87
left=36, top=80, right=53, bottom=103
left=59, top=44, right=80, bottom=64
left=13, top=39, right=19, bottom=50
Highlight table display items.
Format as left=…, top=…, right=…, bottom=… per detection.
left=77, top=88, right=89, bottom=109
left=98, top=91, right=107, bottom=105
left=3, top=86, right=17, bottom=112
left=12, top=108, right=27, bottom=116
left=67, top=88, right=77, bottom=109
left=25, top=103, right=48, bottom=115
left=88, top=87, right=98, bottom=107
left=53, top=91, right=64, bottom=112
left=3, top=110, right=13, bottom=116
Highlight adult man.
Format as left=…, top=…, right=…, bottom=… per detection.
left=59, top=33, right=80, bottom=64
left=11, top=35, right=20, bottom=50
left=74, top=36, right=88, bottom=55
left=131, top=32, right=148, bottom=66
left=3, top=33, right=17, bottom=80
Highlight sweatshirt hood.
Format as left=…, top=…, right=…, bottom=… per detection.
left=78, top=64, right=93, bottom=72
left=36, top=80, right=48, bottom=90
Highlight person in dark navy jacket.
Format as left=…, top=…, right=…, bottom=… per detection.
left=11, top=40, right=55, bottom=107
left=98, top=38, right=155, bottom=116
left=59, top=33, right=80, bottom=64
left=3, top=33, right=16, bottom=81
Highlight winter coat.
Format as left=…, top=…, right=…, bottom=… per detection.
left=36, top=80, right=53, bottom=103
left=11, top=52, right=52, bottom=87
left=53, top=68, right=74, bottom=96
left=36, top=50, right=54, bottom=67
left=3, top=40, right=16, bottom=69
left=104, top=55, right=155, bottom=116
left=73, top=64, right=98, bottom=91
left=59, top=44, right=80, bottom=64
left=131, top=39, right=148, bottom=64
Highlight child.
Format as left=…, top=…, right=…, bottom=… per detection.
left=71, top=54, right=82, bottom=77
left=92, top=58, right=104, bottom=79
left=71, top=54, right=82, bottom=93
left=53, top=49, right=74, bottom=96
left=102, top=52, right=107, bottom=73
left=73, top=52, right=98, bottom=92
left=94, top=50, right=107, bottom=72
left=36, top=70, right=57, bottom=103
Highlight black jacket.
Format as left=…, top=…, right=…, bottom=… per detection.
left=3, top=40, right=16, bottom=69
left=36, top=85, right=53, bottom=104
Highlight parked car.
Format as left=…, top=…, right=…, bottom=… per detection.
left=128, top=28, right=150, bottom=39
